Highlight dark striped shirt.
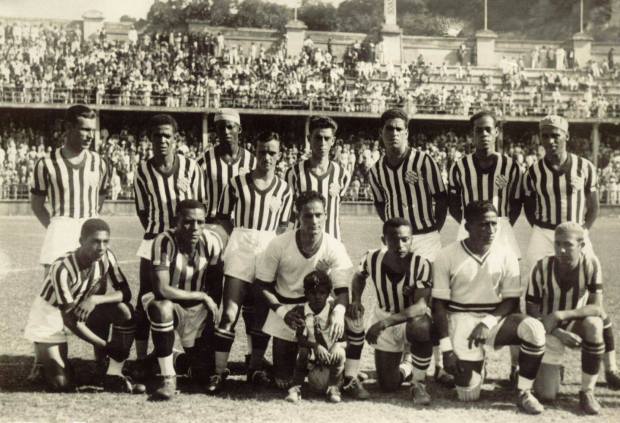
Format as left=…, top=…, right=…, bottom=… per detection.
left=449, top=154, right=522, bottom=218
left=523, top=153, right=597, bottom=229
left=527, top=254, right=602, bottom=317
left=197, top=147, right=256, bottom=218
left=286, top=160, right=351, bottom=240
left=134, top=155, right=203, bottom=239
left=30, top=149, right=108, bottom=218
left=368, top=149, right=446, bottom=234
left=40, top=249, right=129, bottom=309
left=151, top=228, right=224, bottom=292
left=359, top=249, right=432, bottom=314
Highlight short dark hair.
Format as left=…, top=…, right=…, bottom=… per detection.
left=308, top=116, right=338, bottom=133
left=176, top=199, right=205, bottom=216
left=148, top=114, right=178, bottom=133
left=469, top=110, right=498, bottom=128
left=80, top=218, right=110, bottom=239
left=303, top=270, right=333, bottom=293
left=65, top=105, right=96, bottom=126
left=464, top=200, right=497, bottom=223
left=256, top=131, right=280, bottom=144
left=380, top=108, right=409, bottom=127
left=383, top=217, right=412, bottom=236
left=295, top=190, right=326, bottom=213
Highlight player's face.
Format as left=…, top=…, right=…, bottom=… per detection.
left=382, top=224, right=412, bottom=258
left=176, top=207, right=206, bottom=246
left=80, top=230, right=110, bottom=262
left=256, top=140, right=281, bottom=172
left=150, top=124, right=176, bottom=160
left=306, top=286, right=330, bottom=313
left=381, top=118, right=408, bottom=154
left=472, top=115, right=497, bottom=154
left=554, top=231, right=584, bottom=266
left=215, top=120, right=241, bottom=147
left=298, top=200, right=326, bottom=236
left=67, top=117, right=96, bottom=151
left=466, top=211, right=498, bottom=246
left=309, top=128, right=335, bottom=159
left=540, top=126, right=568, bottom=158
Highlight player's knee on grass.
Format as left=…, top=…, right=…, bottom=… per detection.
left=375, top=350, right=402, bottom=392
left=516, top=316, right=546, bottom=347
left=112, top=302, right=134, bottom=324
left=533, top=363, right=561, bottom=401
left=406, top=314, right=432, bottom=343
left=147, top=299, right=175, bottom=323
left=580, top=316, right=604, bottom=343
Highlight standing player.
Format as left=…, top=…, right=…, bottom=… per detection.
left=286, top=116, right=350, bottom=240
left=526, top=223, right=607, bottom=414
left=29, top=104, right=108, bottom=381
left=132, top=114, right=204, bottom=376
left=368, top=108, right=450, bottom=383
left=23, top=219, right=141, bottom=393
left=197, top=108, right=256, bottom=368
left=208, top=132, right=292, bottom=393
left=349, top=218, right=434, bottom=405
left=256, top=191, right=369, bottom=400
left=522, top=115, right=620, bottom=387
left=432, top=201, right=546, bottom=414
left=144, top=200, right=226, bottom=400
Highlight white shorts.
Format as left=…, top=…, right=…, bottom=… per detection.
left=262, top=303, right=303, bottom=343
left=136, top=239, right=154, bottom=260
left=526, top=225, right=594, bottom=271
left=457, top=217, right=521, bottom=259
left=368, top=307, right=407, bottom=353
left=142, top=292, right=209, bottom=348
left=410, top=231, right=442, bottom=262
left=24, top=296, right=70, bottom=343
left=449, top=312, right=504, bottom=362
left=39, top=217, right=87, bottom=265
left=222, top=228, right=276, bottom=282
left=541, top=321, right=578, bottom=366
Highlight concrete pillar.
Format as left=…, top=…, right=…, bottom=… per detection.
left=591, top=122, right=600, bottom=168
left=475, top=30, right=498, bottom=67
left=94, top=110, right=102, bottom=152
left=202, top=113, right=209, bottom=151
left=572, top=32, right=593, bottom=69
left=285, top=19, right=307, bottom=58
left=82, top=10, right=105, bottom=41
left=380, top=24, right=402, bottom=65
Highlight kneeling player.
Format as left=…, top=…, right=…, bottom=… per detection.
left=349, top=217, right=434, bottom=404
left=24, top=219, right=141, bottom=393
left=432, top=201, right=546, bottom=414
left=286, top=270, right=347, bottom=403
left=145, top=200, right=225, bottom=400
left=526, top=223, right=606, bottom=415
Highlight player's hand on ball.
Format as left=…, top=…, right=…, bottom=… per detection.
left=74, top=297, right=97, bottom=322
left=554, top=328, right=582, bottom=349
left=314, top=344, right=331, bottom=365
left=542, top=312, right=563, bottom=334
left=442, top=351, right=460, bottom=376
left=365, top=321, right=385, bottom=344
left=284, top=309, right=305, bottom=330
left=467, top=323, right=489, bottom=349
left=347, top=302, right=364, bottom=320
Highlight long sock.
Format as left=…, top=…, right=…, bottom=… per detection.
left=242, top=304, right=255, bottom=355
left=108, top=323, right=135, bottom=362
left=411, top=341, right=433, bottom=382
left=135, top=340, right=148, bottom=360
left=158, top=355, right=175, bottom=376
left=151, top=320, right=174, bottom=360
left=603, top=318, right=617, bottom=371
left=518, top=340, right=545, bottom=390
left=249, top=330, right=270, bottom=370
left=345, top=326, right=364, bottom=378
left=214, top=328, right=235, bottom=374
left=106, top=358, right=125, bottom=376
left=582, top=340, right=604, bottom=391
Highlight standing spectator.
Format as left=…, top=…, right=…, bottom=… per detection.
left=608, top=48, right=615, bottom=70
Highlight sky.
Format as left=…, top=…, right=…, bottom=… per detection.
left=1, top=0, right=343, bottom=22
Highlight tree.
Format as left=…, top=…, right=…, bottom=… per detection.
left=209, top=0, right=236, bottom=27
left=336, top=0, right=383, bottom=33
left=146, top=0, right=185, bottom=30
left=234, top=0, right=290, bottom=30
left=184, top=1, right=211, bottom=21
left=299, top=0, right=339, bottom=31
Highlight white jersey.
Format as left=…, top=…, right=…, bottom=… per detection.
left=432, top=240, right=521, bottom=313
left=255, top=230, right=353, bottom=301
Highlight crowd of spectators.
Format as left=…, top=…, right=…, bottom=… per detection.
left=3, top=21, right=620, bottom=118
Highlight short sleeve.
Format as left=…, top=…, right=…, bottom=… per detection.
left=448, top=162, right=460, bottom=196
left=423, top=154, right=446, bottom=195
left=522, top=167, right=535, bottom=197
left=500, top=251, right=521, bottom=298
left=133, top=169, right=147, bottom=213
left=278, top=189, right=293, bottom=226
left=151, top=234, right=173, bottom=270
left=411, top=255, right=432, bottom=290
left=368, top=165, right=384, bottom=203
left=324, top=239, right=353, bottom=290
left=52, top=266, right=74, bottom=306
left=584, top=160, right=597, bottom=193
left=106, top=250, right=131, bottom=303
left=431, top=250, right=451, bottom=301
left=587, top=255, right=603, bottom=294
left=98, top=156, right=110, bottom=195
left=30, top=158, right=48, bottom=196
left=526, top=259, right=544, bottom=305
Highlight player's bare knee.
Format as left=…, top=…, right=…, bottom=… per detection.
left=517, top=316, right=546, bottom=347
left=406, top=314, right=432, bottom=343
left=114, top=302, right=134, bottom=323
left=147, top=299, right=174, bottom=322
left=581, top=316, right=604, bottom=342
left=454, top=364, right=474, bottom=387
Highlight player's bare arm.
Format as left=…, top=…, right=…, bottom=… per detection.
left=433, top=192, right=448, bottom=231
left=257, top=279, right=304, bottom=330
left=467, top=297, right=519, bottom=349
left=30, top=194, right=50, bottom=228
left=373, top=201, right=386, bottom=222
left=523, top=194, right=536, bottom=226
left=348, top=271, right=366, bottom=320
left=447, top=192, right=462, bottom=223
left=153, top=266, right=217, bottom=315
left=583, top=190, right=599, bottom=230
left=60, top=304, right=107, bottom=348
left=508, top=196, right=523, bottom=226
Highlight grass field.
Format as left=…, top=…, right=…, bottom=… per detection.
left=1, top=213, right=620, bottom=422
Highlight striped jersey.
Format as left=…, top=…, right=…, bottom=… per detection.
left=39, top=249, right=130, bottom=309
left=523, top=153, right=597, bottom=229
left=432, top=240, right=521, bottom=313
left=133, top=155, right=204, bottom=239
left=218, top=173, right=292, bottom=231
left=30, top=149, right=109, bottom=219
left=526, top=253, right=602, bottom=318
left=285, top=160, right=351, bottom=239
left=151, top=227, right=224, bottom=292
left=359, top=249, right=432, bottom=314
left=448, top=153, right=522, bottom=218
left=369, top=149, right=446, bottom=234
left=197, top=147, right=256, bottom=218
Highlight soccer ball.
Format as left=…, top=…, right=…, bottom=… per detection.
left=307, top=364, right=330, bottom=392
